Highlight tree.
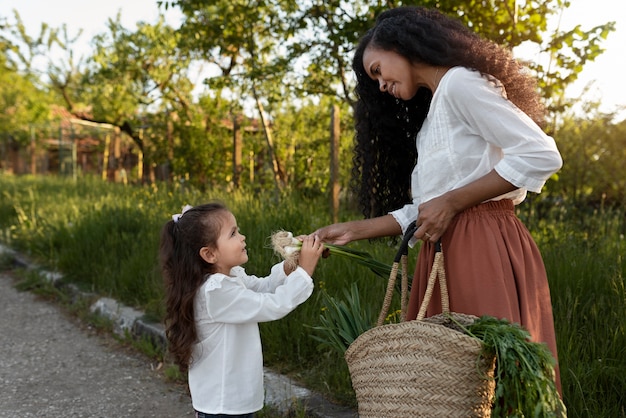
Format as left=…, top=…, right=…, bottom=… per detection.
left=1, top=1, right=618, bottom=193
left=42, top=13, right=208, bottom=182
left=290, top=0, right=615, bottom=117
left=552, top=106, right=626, bottom=207
left=59, top=15, right=194, bottom=150
left=0, top=12, right=57, bottom=173
left=165, top=0, right=306, bottom=191
left=536, top=20, right=615, bottom=125
left=162, top=0, right=616, bottom=163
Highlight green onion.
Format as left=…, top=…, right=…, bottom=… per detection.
left=456, top=315, right=567, bottom=417
left=278, top=228, right=565, bottom=415
left=270, top=230, right=392, bottom=278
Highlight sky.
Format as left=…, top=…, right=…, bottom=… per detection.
left=1, top=0, right=624, bottom=116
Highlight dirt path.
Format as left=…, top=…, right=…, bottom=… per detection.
left=0, top=271, right=194, bottom=418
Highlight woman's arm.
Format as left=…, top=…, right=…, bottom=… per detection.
left=415, top=169, right=516, bottom=242
left=312, top=214, right=403, bottom=245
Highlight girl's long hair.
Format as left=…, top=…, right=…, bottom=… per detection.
left=351, top=6, right=546, bottom=218
left=159, top=202, right=228, bottom=372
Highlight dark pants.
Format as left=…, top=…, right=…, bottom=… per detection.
left=195, top=412, right=255, bottom=418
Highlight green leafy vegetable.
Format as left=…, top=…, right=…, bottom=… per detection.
left=462, top=315, right=567, bottom=417
left=308, top=283, right=374, bottom=355
left=312, top=289, right=566, bottom=417
left=270, top=230, right=393, bottom=278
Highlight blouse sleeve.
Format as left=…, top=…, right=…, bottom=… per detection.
left=204, top=266, right=314, bottom=324
left=448, top=71, right=562, bottom=193
left=233, top=263, right=287, bottom=293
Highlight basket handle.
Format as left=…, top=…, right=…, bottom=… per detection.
left=375, top=221, right=417, bottom=327
left=415, top=240, right=449, bottom=321
left=375, top=221, right=451, bottom=326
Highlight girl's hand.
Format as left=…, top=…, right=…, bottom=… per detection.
left=297, top=235, right=325, bottom=276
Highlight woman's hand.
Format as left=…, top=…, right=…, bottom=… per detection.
left=415, top=193, right=459, bottom=242
left=415, top=170, right=518, bottom=242
left=311, top=223, right=354, bottom=246
left=310, top=215, right=402, bottom=245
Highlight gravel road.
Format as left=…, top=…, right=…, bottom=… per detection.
left=0, top=271, right=195, bottom=418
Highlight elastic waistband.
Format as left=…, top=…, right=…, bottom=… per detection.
left=456, top=199, right=515, bottom=218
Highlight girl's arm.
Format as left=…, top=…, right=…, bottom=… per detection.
left=204, top=271, right=314, bottom=323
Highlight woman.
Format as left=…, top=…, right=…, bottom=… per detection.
left=311, top=6, right=563, bottom=391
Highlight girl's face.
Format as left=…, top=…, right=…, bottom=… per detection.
left=202, top=211, right=247, bottom=274
left=362, top=46, right=427, bottom=100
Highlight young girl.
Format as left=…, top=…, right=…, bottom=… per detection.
left=160, top=202, right=324, bottom=417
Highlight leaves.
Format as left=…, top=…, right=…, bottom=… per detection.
left=270, top=230, right=393, bottom=279
left=308, top=282, right=374, bottom=355
left=323, top=243, right=393, bottom=279
left=463, top=315, right=567, bottom=417
left=312, top=286, right=566, bottom=417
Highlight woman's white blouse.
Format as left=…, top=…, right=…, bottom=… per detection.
left=391, top=66, right=563, bottom=235
left=189, top=262, right=314, bottom=414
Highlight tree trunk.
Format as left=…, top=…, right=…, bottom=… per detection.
left=232, top=115, right=243, bottom=188
left=252, top=85, right=284, bottom=196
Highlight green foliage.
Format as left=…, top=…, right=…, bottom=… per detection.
left=162, top=363, right=184, bottom=382
left=550, top=111, right=626, bottom=206
left=2, top=1, right=618, bottom=188
left=463, top=316, right=565, bottom=417
left=538, top=210, right=626, bottom=418
left=270, top=97, right=354, bottom=195
left=13, top=268, right=66, bottom=302
left=1, top=175, right=625, bottom=417
left=538, top=20, right=616, bottom=115
left=0, top=54, right=54, bottom=144
left=0, top=251, right=14, bottom=271
left=124, top=331, right=165, bottom=363
left=308, top=282, right=375, bottom=356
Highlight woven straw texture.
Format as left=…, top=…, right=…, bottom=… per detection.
left=345, top=235, right=495, bottom=417
left=345, top=313, right=495, bottom=417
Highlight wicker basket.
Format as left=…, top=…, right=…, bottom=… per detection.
left=345, top=227, right=495, bottom=417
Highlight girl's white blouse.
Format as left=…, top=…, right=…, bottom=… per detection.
left=391, top=66, right=563, bottom=235
left=189, top=262, right=314, bottom=414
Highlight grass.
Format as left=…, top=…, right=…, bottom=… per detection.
left=1, top=173, right=625, bottom=417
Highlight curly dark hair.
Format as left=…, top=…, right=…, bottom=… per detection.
left=159, top=202, right=228, bottom=372
left=351, top=6, right=546, bottom=218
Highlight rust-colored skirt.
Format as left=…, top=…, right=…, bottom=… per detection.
left=405, top=199, right=561, bottom=392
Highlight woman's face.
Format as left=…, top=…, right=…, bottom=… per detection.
left=362, top=46, right=427, bottom=100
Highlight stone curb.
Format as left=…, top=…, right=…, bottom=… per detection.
left=0, top=244, right=356, bottom=418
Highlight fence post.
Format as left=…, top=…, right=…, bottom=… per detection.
left=330, top=104, right=340, bottom=223
left=30, top=126, right=36, bottom=175
left=102, top=133, right=111, bottom=181
left=138, top=128, right=144, bottom=183
left=233, top=115, right=243, bottom=188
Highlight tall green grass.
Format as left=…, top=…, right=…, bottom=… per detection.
left=1, top=174, right=624, bottom=416
left=532, top=205, right=626, bottom=417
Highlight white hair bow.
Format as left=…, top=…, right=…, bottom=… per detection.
left=172, top=204, right=194, bottom=223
